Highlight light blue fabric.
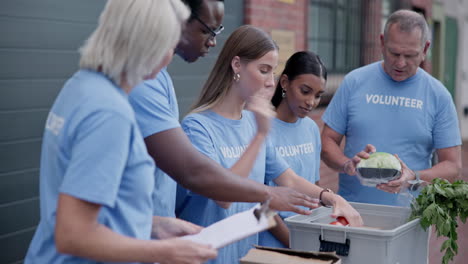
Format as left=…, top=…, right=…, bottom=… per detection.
left=129, top=68, right=179, bottom=217
left=25, top=70, right=155, bottom=264
left=322, top=61, right=461, bottom=206
left=176, top=110, right=289, bottom=264
left=259, top=117, right=322, bottom=248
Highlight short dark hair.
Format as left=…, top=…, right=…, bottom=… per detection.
left=271, top=51, right=327, bottom=108
left=182, top=0, right=224, bottom=20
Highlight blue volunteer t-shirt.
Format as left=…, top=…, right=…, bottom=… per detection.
left=176, top=110, right=289, bottom=264
left=129, top=68, right=179, bottom=217
left=25, top=70, right=155, bottom=264
left=259, top=117, right=321, bottom=248
left=322, top=61, right=461, bottom=206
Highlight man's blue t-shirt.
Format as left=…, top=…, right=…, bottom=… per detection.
left=177, top=110, right=289, bottom=264
left=259, top=117, right=321, bottom=248
left=322, top=61, right=461, bottom=205
left=25, top=70, right=155, bottom=264
left=129, top=68, right=179, bottom=217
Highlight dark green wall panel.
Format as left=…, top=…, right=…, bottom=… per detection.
left=0, top=140, right=42, bottom=174
left=0, top=0, right=105, bottom=22
left=444, top=16, right=458, bottom=99
left=0, top=80, right=64, bottom=110
left=0, top=16, right=96, bottom=50
left=0, top=50, right=79, bottom=79
left=0, top=170, right=39, bottom=204
left=0, top=110, right=48, bottom=142
left=0, top=199, right=39, bottom=236
left=0, top=229, right=36, bottom=264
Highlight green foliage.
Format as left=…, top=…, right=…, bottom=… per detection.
left=409, top=179, right=468, bottom=264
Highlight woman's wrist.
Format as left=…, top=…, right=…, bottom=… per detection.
left=254, top=132, right=267, bottom=140
left=319, top=188, right=336, bottom=207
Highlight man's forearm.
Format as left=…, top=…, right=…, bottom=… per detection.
left=321, top=140, right=349, bottom=172
left=419, top=146, right=462, bottom=183
left=320, top=126, right=349, bottom=172
left=419, top=160, right=462, bottom=183
left=185, top=153, right=270, bottom=202
left=145, top=128, right=270, bottom=202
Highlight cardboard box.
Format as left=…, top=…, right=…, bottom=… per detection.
left=240, top=245, right=341, bottom=264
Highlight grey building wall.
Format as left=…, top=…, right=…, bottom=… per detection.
left=0, top=1, right=243, bottom=263
left=0, top=1, right=107, bottom=263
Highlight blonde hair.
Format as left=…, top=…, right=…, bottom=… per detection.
left=191, top=25, right=278, bottom=113
left=80, top=0, right=189, bottom=87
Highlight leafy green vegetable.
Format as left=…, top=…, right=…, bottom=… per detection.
left=409, top=178, right=468, bottom=264
left=356, top=152, right=401, bottom=170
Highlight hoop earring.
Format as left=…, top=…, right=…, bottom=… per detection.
left=233, top=73, right=240, bottom=82
left=281, top=89, right=286, bottom=98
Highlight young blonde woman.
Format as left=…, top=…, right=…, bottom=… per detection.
left=176, top=25, right=363, bottom=263
left=24, top=1, right=217, bottom=263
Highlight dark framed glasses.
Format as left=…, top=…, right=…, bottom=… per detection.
left=193, top=15, right=224, bottom=40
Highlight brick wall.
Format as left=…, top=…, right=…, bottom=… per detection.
left=244, top=0, right=307, bottom=51
left=244, top=0, right=434, bottom=75
left=362, top=0, right=384, bottom=65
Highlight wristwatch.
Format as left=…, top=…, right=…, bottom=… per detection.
left=319, top=188, right=333, bottom=207
left=408, top=170, right=422, bottom=191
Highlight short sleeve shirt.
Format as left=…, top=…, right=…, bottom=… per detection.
left=322, top=62, right=461, bottom=205
left=129, top=68, right=179, bottom=217
left=25, top=70, right=155, bottom=264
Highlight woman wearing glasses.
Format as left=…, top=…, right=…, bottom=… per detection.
left=24, top=1, right=217, bottom=263
left=176, top=25, right=363, bottom=263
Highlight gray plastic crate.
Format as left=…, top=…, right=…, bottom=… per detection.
left=285, top=202, right=429, bottom=264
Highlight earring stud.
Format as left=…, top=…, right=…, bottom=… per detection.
left=233, top=73, right=240, bottom=82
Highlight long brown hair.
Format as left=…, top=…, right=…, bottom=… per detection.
left=190, top=25, right=278, bottom=113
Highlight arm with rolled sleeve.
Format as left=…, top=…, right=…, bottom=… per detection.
left=321, top=77, right=355, bottom=172
left=422, top=89, right=462, bottom=183
left=56, top=111, right=217, bottom=263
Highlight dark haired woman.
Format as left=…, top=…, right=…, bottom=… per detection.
left=260, top=51, right=328, bottom=248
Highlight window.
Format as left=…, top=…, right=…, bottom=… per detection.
left=308, top=0, right=362, bottom=73
left=381, top=0, right=397, bottom=33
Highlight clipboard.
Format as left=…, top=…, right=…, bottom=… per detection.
left=181, top=202, right=277, bottom=249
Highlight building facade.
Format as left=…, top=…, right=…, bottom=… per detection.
left=0, top=0, right=466, bottom=263
left=244, top=0, right=468, bottom=140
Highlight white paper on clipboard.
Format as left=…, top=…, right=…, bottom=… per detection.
left=181, top=203, right=277, bottom=249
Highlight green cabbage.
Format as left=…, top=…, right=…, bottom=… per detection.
left=357, top=152, right=401, bottom=170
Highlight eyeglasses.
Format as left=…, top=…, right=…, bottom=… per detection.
left=193, top=15, right=224, bottom=41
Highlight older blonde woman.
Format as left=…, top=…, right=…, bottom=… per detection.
left=24, top=1, right=216, bottom=263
